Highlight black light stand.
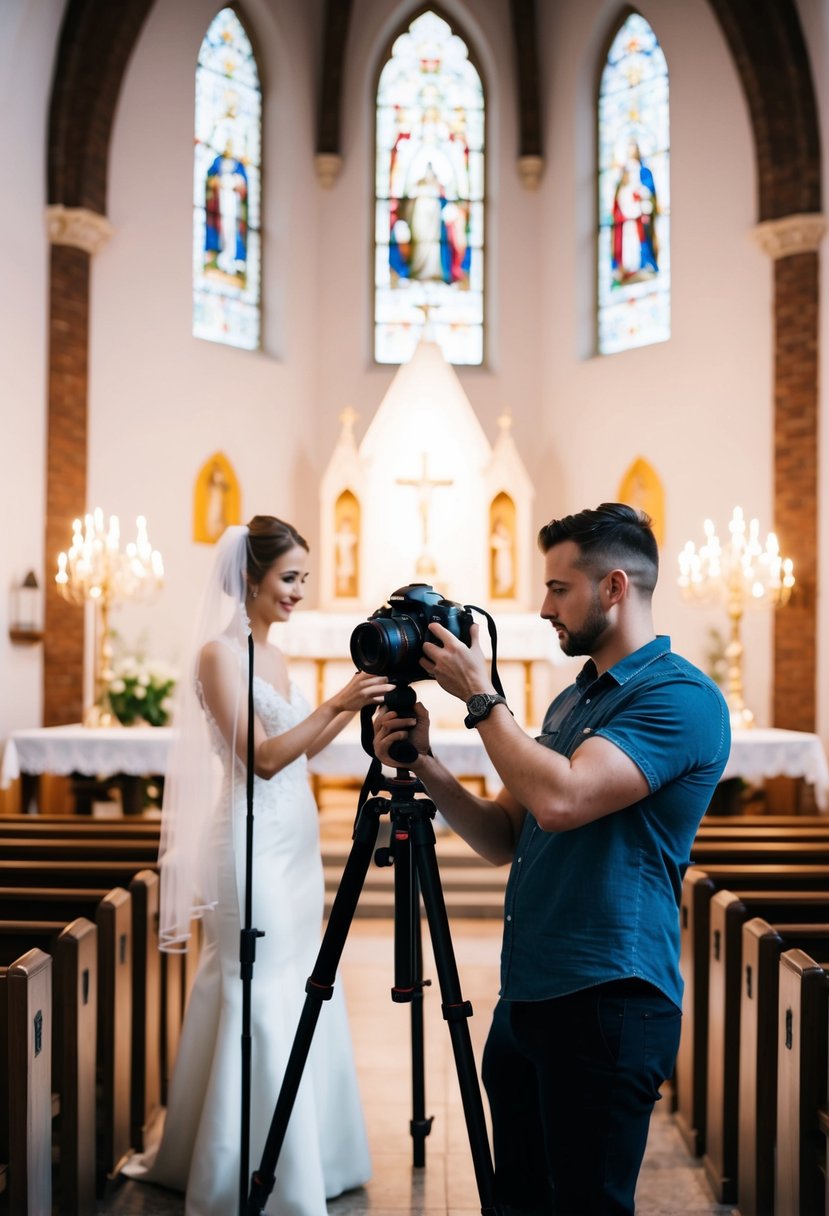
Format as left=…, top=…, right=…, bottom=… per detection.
left=239, top=633, right=265, bottom=1216
left=247, top=704, right=503, bottom=1215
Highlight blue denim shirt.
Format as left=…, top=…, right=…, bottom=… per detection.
left=499, top=636, right=730, bottom=1010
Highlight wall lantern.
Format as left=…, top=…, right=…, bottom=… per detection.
left=9, top=570, right=44, bottom=643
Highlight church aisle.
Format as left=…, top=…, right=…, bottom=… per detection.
left=100, top=918, right=736, bottom=1215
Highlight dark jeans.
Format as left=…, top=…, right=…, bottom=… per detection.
left=481, top=980, right=682, bottom=1216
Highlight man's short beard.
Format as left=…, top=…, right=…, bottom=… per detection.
left=558, top=591, right=609, bottom=657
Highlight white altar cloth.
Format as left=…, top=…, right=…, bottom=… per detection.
left=270, top=609, right=568, bottom=661
left=1, top=724, right=175, bottom=785
left=2, top=723, right=827, bottom=809
left=721, top=728, right=829, bottom=809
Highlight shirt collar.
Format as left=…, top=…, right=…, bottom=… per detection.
left=575, top=635, right=671, bottom=691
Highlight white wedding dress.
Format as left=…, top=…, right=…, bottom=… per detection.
left=124, top=670, right=371, bottom=1214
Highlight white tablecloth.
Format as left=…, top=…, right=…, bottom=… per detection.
left=0, top=724, right=498, bottom=787
left=3, top=723, right=827, bottom=809
left=721, top=728, right=829, bottom=809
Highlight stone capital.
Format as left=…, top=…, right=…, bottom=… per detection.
left=46, top=204, right=114, bottom=254
left=314, top=153, right=343, bottom=190
left=752, top=212, right=826, bottom=259
left=517, top=154, right=544, bottom=191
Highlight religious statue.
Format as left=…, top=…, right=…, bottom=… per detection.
left=489, top=495, right=517, bottom=599
left=617, top=456, right=665, bottom=546
left=194, top=452, right=241, bottom=544
left=333, top=491, right=360, bottom=599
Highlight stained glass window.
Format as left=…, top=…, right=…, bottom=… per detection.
left=597, top=13, right=670, bottom=355
left=375, top=10, right=485, bottom=366
left=193, top=8, right=261, bottom=350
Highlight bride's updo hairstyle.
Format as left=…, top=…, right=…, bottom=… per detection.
left=245, top=515, right=309, bottom=586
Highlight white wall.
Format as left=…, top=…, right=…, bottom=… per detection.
left=0, top=0, right=65, bottom=735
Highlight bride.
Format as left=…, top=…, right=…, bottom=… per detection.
left=123, top=517, right=391, bottom=1214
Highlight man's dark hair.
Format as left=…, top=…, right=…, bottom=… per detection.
left=537, top=503, right=659, bottom=594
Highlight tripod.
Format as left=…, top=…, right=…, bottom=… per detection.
left=247, top=759, right=503, bottom=1215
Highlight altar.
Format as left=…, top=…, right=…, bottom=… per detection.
left=3, top=721, right=827, bottom=813
left=270, top=608, right=572, bottom=730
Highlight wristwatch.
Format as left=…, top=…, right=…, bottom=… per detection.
left=464, top=692, right=509, bottom=729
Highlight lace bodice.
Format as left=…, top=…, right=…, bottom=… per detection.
left=197, top=654, right=314, bottom=816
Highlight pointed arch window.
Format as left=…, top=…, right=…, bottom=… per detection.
left=598, top=13, right=670, bottom=355
left=375, top=9, right=485, bottom=366
left=193, top=8, right=262, bottom=350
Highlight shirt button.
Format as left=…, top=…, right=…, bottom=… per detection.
left=586, top=698, right=591, bottom=704
left=506, top=914, right=512, bottom=922
left=517, top=856, right=522, bottom=863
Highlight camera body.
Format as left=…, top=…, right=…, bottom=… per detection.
left=350, top=583, right=474, bottom=685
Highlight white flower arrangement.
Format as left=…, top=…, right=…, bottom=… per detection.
left=107, top=653, right=177, bottom=727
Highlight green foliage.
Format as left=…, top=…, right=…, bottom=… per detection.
left=107, top=655, right=177, bottom=727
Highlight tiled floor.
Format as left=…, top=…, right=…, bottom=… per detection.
left=101, top=918, right=735, bottom=1215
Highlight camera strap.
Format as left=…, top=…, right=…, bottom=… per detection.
left=465, top=604, right=506, bottom=698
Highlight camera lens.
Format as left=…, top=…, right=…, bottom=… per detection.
left=350, top=616, right=421, bottom=675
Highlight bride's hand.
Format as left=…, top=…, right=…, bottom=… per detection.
left=330, top=671, right=394, bottom=714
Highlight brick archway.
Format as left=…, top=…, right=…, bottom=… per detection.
left=706, top=0, right=822, bottom=730
left=44, top=0, right=156, bottom=725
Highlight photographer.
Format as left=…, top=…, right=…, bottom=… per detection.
left=373, top=503, right=730, bottom=1216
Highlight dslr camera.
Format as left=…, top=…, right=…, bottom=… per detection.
left=350, top=583, right=474, bottom=686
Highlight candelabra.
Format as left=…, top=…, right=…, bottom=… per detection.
left=55, top=509, right=164, bottom=726
left=678, top=507, right=794, bottom=729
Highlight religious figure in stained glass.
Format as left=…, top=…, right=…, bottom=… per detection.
left=376, top=10, right=485, bottom=366
left=193, top=9, right=262, bottom=350
left=598, top=14, right=670, bottom=354
left=612, top=140, right=659, bottom=284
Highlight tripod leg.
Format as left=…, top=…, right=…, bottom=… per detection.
left=411, top=813, right=502, bottom=1216
left=247, top=797, right=384, bottom=1215
left=389, top=819, right=433, bottom=1167
left=409, top=886, right=432, bottom=1167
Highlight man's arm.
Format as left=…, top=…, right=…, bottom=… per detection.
left=420, top=623, right=649, bottom=832
left=373, top=704, right=525, bottom=865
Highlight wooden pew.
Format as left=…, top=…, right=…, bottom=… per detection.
left=52, top=919, right=98, bottom=1216
left=775, top=948, right=829, bottom=1216
left=0, top=859, right=154, bottom=889
left=0, top=877, right=168, bottom=1149
left=0, top=948, right=52, bottom=1216
left=738, top=919, right=829, bottom=1216
left=0, top=891, right=135, bottom=1193
left=128, top=871, right=161, bottom=1152
left=702, top=890, right=829, bottom=1204
left=695, top=824, right=829, bottom=841
left=0, top=838, right=159, bottom=864
left=675, top=863, right=829, bottom=1158
left=0, top=819, right=160, bottom=840
left=91, top=889, right=133, bottom=1190
left=690, top=840, right=829, bottom=865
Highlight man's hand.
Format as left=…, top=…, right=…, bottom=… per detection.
left=373, top=702, right=432, bottom=767
left=419, top=621, right=494, bottom=701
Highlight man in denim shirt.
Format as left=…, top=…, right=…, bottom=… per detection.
left=374, top=503, right=730, bottom=1215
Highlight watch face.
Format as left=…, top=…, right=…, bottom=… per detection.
left=467, top=694, right=490, bottom=715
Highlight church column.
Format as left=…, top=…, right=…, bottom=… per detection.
left=753, top=213, right=825, bottom=731
left=43, top=206, right=113, bottom=726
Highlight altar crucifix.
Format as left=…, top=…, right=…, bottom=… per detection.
left=396, top=451, right=454, bottom=576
